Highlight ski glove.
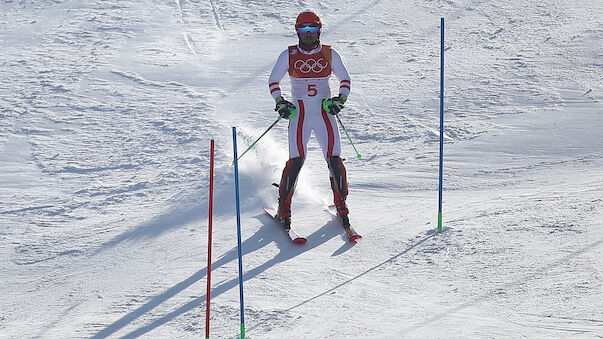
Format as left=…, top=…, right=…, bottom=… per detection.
left=275, top=96, right=296, bottom=120
left=323, top=94, right=347, bottom=115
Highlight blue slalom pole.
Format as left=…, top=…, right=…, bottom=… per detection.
left=438, top=18, right=444, bottom=233
left=232, top=127, right=245, bottom=338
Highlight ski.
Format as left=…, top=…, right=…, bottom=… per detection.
left=263, top=207, right=307, bottom=244
left=343, top=227, right=362, bottom=242
left=328, top=205, right=362, bottom=242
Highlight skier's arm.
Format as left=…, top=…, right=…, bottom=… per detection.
left=268, top=50, right=289, bottom=100
left=331, top=49, right=351, bottom=98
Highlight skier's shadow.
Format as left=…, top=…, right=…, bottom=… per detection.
left=91, top=213, right=341, bottom=338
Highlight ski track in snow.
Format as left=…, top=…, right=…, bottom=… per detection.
left=1, top=0, right=602, bottom=338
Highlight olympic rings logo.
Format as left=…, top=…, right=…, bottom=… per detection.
left=294, top=58, right=328, bottom=74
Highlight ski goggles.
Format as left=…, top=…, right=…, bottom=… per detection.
left=297, top=24, right=320, bottom=35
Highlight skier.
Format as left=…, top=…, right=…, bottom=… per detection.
left=268, top=10, right=352, bottom=229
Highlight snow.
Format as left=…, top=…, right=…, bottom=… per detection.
left=1, top=0, right=602, bottom=338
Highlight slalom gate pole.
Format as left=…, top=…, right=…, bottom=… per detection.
left=232, top=127, right=246, bottom=338
left=234, top=116, right=282, bottom=163
left=438, top=17, right=444, bottom=233
left=205, top=139, right=214, bottom=339
left=335, top=115, right=362, bottom=159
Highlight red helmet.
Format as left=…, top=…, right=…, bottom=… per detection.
left=296, top=10, right=321, bottom=28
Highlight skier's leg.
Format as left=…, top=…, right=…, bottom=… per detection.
left=313, top=99, right=348, bottom=217
left=277, top=157, right=305, bottom=220
left=278, top=99, right=311, bottom=223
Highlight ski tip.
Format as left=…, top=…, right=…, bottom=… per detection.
left=292, top=237, right=307, bottom=245
left=348, top=235, right=362, bottom=242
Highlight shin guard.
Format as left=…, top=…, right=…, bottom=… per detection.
left=278, top=157, right=305, bottom=217
left=327, top=156, right=349, bottom=215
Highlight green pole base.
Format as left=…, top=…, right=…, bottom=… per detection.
left=437, top=212, right=443, bottom=232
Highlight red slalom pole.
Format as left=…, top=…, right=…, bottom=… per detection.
left=205, top=139, right=214, bottom=339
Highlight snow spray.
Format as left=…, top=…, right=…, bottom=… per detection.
left=232, top=127, right=246, bottom=338
left=235, top=116, right=282, bottom=163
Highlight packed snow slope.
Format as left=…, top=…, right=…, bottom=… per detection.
left=1, top=0, right=602, bottom=338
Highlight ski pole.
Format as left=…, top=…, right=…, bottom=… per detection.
left=335, top=115, right=362, bottom=159
left=438, top=17, right=445, bottom=233
left=205, top=139, right=214, bottom=339
left=234, top=116, right=282, bottom=163
left=232, top=127, right=246, bottom=339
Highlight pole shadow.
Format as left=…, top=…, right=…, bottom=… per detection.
left=90, top=214, right=340, bottom=338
